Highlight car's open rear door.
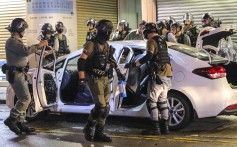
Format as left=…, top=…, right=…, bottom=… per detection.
left=111, top=46, right=134, bottom=110
left=32, top=47, right=57, bottom=113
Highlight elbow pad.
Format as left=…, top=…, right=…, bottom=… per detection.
left=77, top=58, right=86, bottom=71
left=139, top=51, right=153, bottom=64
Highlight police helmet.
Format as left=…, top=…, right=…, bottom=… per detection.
left=171, top=22, right=182, bottom=32
left=86, top=18, right=96, bottom=28
left=156, top=21, right=167, bottom=30
left=164, top=16, right=176, bottom=31
left=201, top=13, right=214, bottom=22
left=41, top=23, right=54, bottom=35
left=142, top=22, right=158, bottom=39
left=5, top=18, right=28, bottom=33
left=96, top=19, right=113, bottom=34
left=117, top=19, right=130, bottom=30
left=55, top=21, right=64, bottom=33
left=183, top=13, right=194, bottom=23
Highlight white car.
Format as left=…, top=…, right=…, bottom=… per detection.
left=6, top=40, right=237, bottom=130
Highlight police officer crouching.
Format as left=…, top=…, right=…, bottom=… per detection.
left=77, top=19, right=125, bottom=142
left=3, top=18, right=48, bottom=135
left=125, top=23, right=172, bottom=135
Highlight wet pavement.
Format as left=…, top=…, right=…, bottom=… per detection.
left=1, top=104, right=237, bottom=147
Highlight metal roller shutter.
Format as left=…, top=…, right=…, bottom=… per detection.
left=157, top=0, right=237, bottom=43
left=0, top=0, right=26, bottom=59
left=77, top=0, right=118, bottom=49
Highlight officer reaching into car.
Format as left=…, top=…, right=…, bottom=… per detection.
left=124, top=22, right=172, bottom=135
left=86, top=18, right=97, bottom=41
left=77, top=19, right=125, bottom=142
left=182, top=13, right=200, bottom=47
left=171, top=22, right=191, bottom=46
left=3, top=18, right=48, bottom=135
left=55, top=21, right=70, bottom=56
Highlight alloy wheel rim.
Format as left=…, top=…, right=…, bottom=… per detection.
left=167, top=97, right=185, bottom=126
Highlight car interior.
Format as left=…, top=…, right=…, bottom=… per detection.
left=57, top=47, right=148, bottom=107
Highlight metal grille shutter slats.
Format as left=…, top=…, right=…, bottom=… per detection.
left=77, top=0, right=118, bottom=49
left=157, top=0, right=237, bottom=43
left=0, top=0, right=26, bottom=59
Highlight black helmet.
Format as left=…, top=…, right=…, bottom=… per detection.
left=95, top=19, right=113, bottom=41
left=171, top=22, right=182, bottom=33
left=5, top=18, right=28, bottom=33
left=55, top=21, right=64, bottom=33
left=156, top=21, right=167, bottom=35
left=183, top=13, right=194, bottom=23
left=142, top=22, right=158, bottom=39
left=96, top=19, right=113, bottom=33
left=86, top=18, right=96, bottom=28
left=41, top=23, right=54, bottom=35
left=201, top=13, right=214, bottom=22
left=164, top=16, right=176, bottom=31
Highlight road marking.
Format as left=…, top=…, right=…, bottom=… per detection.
left=35, top=128, right=237, bottom=145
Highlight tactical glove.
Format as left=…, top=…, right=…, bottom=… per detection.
left=116, top=69, right=125, bottom=81
left=78, top=79, right=87, bottom=93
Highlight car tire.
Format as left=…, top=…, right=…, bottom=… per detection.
left=14, top=96, right=47, bottom=122
left=168, top=92, right=192, bottom=130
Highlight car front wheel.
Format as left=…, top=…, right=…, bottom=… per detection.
left=167, top=92, right=192, bottom=130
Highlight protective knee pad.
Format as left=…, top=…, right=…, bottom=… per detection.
left=91, top=105, right=106, bottom=120
left=157, top=101, right=168, bottom=112
left=101, top=104, right=110, bottom=119
left=146, top=99, right=157, bottom=114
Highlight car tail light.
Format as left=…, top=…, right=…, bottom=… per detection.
left=225, top=104, right=237, bottom=110
left=192, top=66, right=226, bottom=79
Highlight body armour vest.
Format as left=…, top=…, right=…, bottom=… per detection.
left=151, top=36, right=170, bottom=67
left=186, top=26, right=199, bottom=47
left=85, top=40, right=110, bottom=77
left=58, top=34, right=69, bottom=54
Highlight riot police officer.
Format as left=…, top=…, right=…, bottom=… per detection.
left=171, top=22, right=191, bottom=46
left=182, top=13, right=200, bottom=47
left=201, top=12, right=214, bottom=28
left=3, top=18, right=48, bottom=135
left=39, top=23, right=59, bottom=61
left=77, top=19, right=125, bottom=142
left=156, top=20, right=177, bottom=43
left=55, top=21, right=70, bottom=56
left=125, top=22, right=172, bottom=135
left=86, top=18, right=97, bottom=41
left=111, top=19, right=131, bottom=41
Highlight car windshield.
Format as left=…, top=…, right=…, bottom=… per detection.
left=169, top=45, right=228, bottom=64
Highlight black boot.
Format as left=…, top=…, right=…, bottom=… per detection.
left=17, top=122, right=35, bottom=133
left=160, top=119, right=170, bottom=134
left=4, top=116, right=22, bottom=135
left=141, top=121, right=161, bottom=135
left=83, top=121, right=94, bottom=141
left=94, top=125, right=112, bottom=142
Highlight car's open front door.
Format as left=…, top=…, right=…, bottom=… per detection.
left=32, top=47, right=57, bottom=113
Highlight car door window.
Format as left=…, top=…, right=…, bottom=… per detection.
left=119, top=47, right=133, bottom=64
left=66, top=55, right=80, bottom=71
